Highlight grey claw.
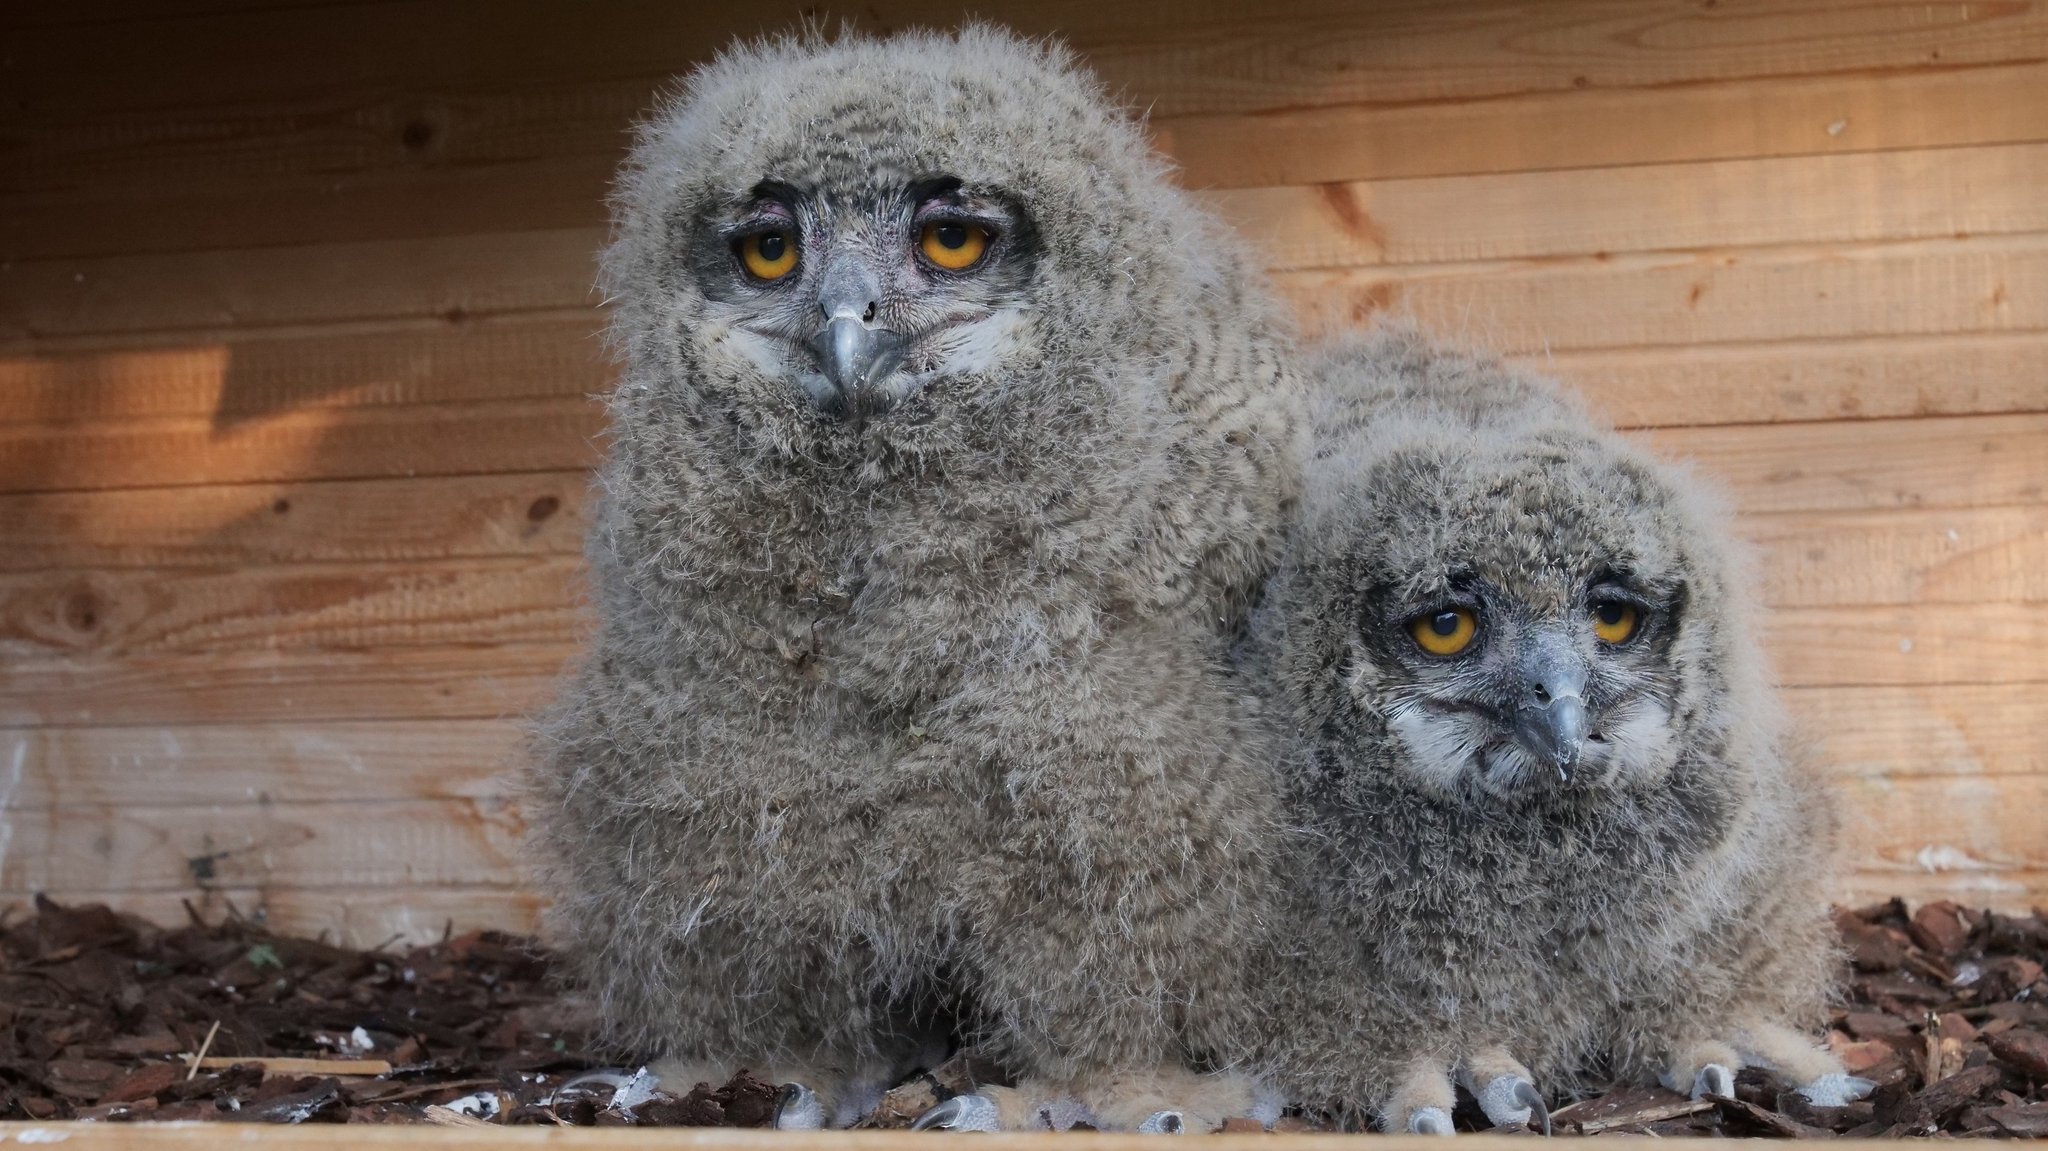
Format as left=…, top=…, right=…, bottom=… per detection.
left=913, top=1094, right=1002, bottom=1132
left=1692, top=1063, right=1735, bottom=1100
left=1139, top=1110, right=1186, bottom=1134
left=1794, top=1072, right=1876, bottom=1108
left=1409, top=1106, right=1455, bottom=1136
left=1515, top=1081, right=1551, bottom=1137
left=1476, top=1074, right=1547, bottom=1133
left=774, top=1082, right=826, bottom=1130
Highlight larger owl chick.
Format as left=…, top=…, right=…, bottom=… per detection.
left=526, top=25, right=1302, bottom=1131
left=1243, top=327, right=1865, bottom=1132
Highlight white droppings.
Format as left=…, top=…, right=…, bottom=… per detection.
left=443, top=1090, right=502, bottom=1120
left=1899, top=638, right=1914, bottom=653
left=1953, top=961, right=1983, bottom=986
left=1826, top=119, right=1849, bottom=136
left=15, top=1130, right=71, bottom=1143
left=1916, top=844, right=1990, bottom=872
left=1946, top=528, right=1960, bottom=542
left=610, top=1066, right=660, bottom=1112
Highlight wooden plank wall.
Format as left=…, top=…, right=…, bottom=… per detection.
left=2, top=1, right=2044, bottom=944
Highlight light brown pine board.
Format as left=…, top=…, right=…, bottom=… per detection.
left=9, top=325, right=2045, bottom=435
left=1277, top=235, right=2048, bottom=353
left=1639, top=413, right=2048, bottom=516
left=2, top=720, right=520, bottom=809
left=1156, top=59, right=2048, bottom=190
left=14, top=228, right=2048, bottom=353
left=9, top=404, right=2042, bottom=522
left=1790, top=683, right=2048, bottom=781
left=18, top=61, right=2048, bottom=261
left=5, top=775, right=2039, bottom=905
left=0, top=797, right=530, bottom=894
left=0, top=317, right=607, bottom=424
left=7, top=682, right=2039, bottom=813
left=1836, top=868, right=2048, bottom=914
left=1217, top=143, right=2048, bottom=272
left=8, top=482, right=2042, bottom=605
left=0, top=642, right=574, bottom=727
left=0, top=396, right=604, bottom=491
left=0, top=556, right=585, bottom=661
left=1, top=471, right=589, bottom=571
left=1743, top=506, right=2048, bottom=608
left=14, top=0, right=2038, bottom=122
left=0, top=602, right=2040, bottom=738
left=1538, top=331, right=2048, bottom=428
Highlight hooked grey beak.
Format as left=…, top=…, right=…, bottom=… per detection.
left=805, top=254, right=904, bottom=412
left=1512, top=637, right=1591, bottom=783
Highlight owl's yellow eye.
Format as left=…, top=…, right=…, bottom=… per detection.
left=1592, top=599, right=1641, bottom=645
left=919, top=220, right=989, bottom=270
left=739, top=231, right=797, bottom=281
left=1409, top=607, right=1478, bottom=657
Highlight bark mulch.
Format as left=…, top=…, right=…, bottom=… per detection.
left=2, top=894, right=2044, bottom=1135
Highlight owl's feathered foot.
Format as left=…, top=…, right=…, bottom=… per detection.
left=1663, top=1024, right=1875, bottom=1109
left=1461, top=1047, right=1550, bottom=1134
left=912, top=1067, right=1269, bottom=1133
left=1385, top=1056, right=1458, bottom=1136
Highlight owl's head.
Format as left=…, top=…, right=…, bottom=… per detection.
left=1269, top=332, right=1766, bottom=803
left=602, top=26, right=1213, bottom=453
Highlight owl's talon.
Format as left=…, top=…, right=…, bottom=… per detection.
left=1691, top=1063, right=1735, bottom=1100
left=1474, top=1073, right=1548, bottom=1133
left=774, top=1082, right=826, bottom=1130
left=1138, top=1110, right=1186, bottom=1134
left=1794, top=1072, right=1875, bottom=1108
left=912, top=1093, right=1002, bottom=1132
left=1408, top=1106, right=1455, bottom=1136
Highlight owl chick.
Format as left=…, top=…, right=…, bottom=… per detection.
left=1242, top=327, right=1868, bottom=1133
left=526, top=26, right=1301, bottom=1132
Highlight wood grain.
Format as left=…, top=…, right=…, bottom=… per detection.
left=0, top=556, right=585, bottom=661
left=1, top=472, right=588, bottom=571
left=6, top=773, right=2036, bottom=907
left=1789, top=684, right=2048, bottom=780
left=2, top=720, right=520, bottom=809
left=0, top=798, right=529, bottom=894
left=1218, top=143, right=2048, bottom=271
left=1745, top=506, right=2048, bottom=607
left=0, top=642, right=573, bottom=727
left=0, top=317, right=606, bottom=424
left=5, top=681, right=2037, bottom=815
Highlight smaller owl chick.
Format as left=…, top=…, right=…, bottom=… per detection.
left=1243, top=327, right=1870, bottom=1133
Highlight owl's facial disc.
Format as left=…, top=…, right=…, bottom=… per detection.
left=704, top=178, right=1034, bottom=421
left=1373, top=577, right=1679, bottom=800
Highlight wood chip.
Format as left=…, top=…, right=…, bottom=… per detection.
left=1549, top=1082, right=1712, bottom=1134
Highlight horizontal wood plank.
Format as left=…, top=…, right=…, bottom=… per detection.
left=20, top=61, right=2048, bottom=260
left=5, top=682, right=2037, bottom=812
left=2, top=720, right=520, bottom=809
left=1540, top=331, right=2048, bottom=428
left=0, top=397, right=605, bottom=492
left=1278, top=234, right=2048, bottom=353
left=0, top=642, right=574, bottom=728
left=1, top=472, right=589, bottom=570
left=13, top=227, right=2048, bottom=356
left=0, top=317, right=607, bottom=424
left=1744, top=506, right=2048, bottom=607
left=0, top=560, right=2041, bottom=674
left=1158, top=59, right=2048, bottom=189
left=5, top=775, right=2037, bottom=911
left=0, top=556, right=585, bottom=661
left=1218, top=143, right=2048, bottom=272
left=15, top=0, right=2039, bottom=122
left=9, top=324, right=2045, bottom=437
left=0, top=798, right=530, bottom=894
